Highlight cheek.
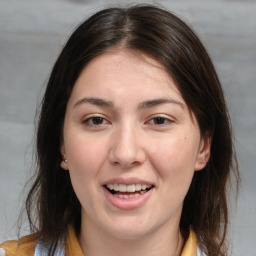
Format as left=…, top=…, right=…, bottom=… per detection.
left=65, top=129, right=107, bottom=169
left=152, top=135, right=198, bottom=169
left=150, top=135, right=198, bottom=191
left=64, top=132, right=109, bottom=195
left=65, top=136, right=109, bottom=212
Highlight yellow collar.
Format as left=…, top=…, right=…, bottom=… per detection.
left=181, top=229, right=197, bottom=256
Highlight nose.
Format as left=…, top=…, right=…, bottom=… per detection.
left=109, top=124, right=146, bottom=168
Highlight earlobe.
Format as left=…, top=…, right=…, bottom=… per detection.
left=195, top=132, right=211, bottom=171
left=60, top=145, right=69, bottom=170
left=60, top=159, right=69, bottom=170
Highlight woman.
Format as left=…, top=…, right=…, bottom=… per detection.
left=0, top=5, right=239, bottom=256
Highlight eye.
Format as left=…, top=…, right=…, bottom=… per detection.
left=152, top=117, right=169, bottom=125
left=147, top=116, right=173, bottom=126
left=83, top=116, right=109, bottom=127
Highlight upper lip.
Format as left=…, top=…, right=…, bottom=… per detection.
left=103, top=177, right=154, bottom=186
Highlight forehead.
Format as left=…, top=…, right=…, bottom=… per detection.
left=70, top=49, right=183, bottom=101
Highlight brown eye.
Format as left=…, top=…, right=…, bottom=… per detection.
left=152, top=117, right=168, bottom=125
left=146, top=116, right=173, bottom=128
left=91, top=117, right=104, bottom=125
left=83, top=116, right=108, bottom=127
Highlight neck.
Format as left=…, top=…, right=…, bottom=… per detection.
left=78, top=217, right=184, bottom=256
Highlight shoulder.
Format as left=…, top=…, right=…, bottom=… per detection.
left=0, top=234, right=38, bottom=256
left=0, top=240, right=17, bottom=256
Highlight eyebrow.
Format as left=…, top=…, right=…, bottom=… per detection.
left=73, top=97, right=114, bottom=108
left=73, top=97, right=185, bottom=110
left=138, top=98, right=185, bottom=110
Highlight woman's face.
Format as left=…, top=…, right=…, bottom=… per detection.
left=61, top=50, right=210, bottom=240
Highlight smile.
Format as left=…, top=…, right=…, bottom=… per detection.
left=105, top=184, right=154, bottom=199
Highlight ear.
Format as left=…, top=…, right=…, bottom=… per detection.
left=194, top=132, right=211, bottom=171
left=60, top=144, right=69, bottom=170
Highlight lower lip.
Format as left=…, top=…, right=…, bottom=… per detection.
left=103, top=187, right=154, bottom=210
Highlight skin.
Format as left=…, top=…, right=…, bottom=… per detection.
left=60, top=50, right=210, bottom=256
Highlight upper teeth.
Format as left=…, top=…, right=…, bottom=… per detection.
left=106, top=184, right=152, bottom=192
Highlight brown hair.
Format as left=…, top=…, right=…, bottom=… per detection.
left=25, top=5, right=239, bottom=256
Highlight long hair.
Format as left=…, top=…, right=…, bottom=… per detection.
left=25, top=5, right=239, bottom=256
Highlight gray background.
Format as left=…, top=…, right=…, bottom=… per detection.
left=0, top=0, right=255, bottom=255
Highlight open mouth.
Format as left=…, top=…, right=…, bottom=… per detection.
left=104, top=184, right=154, bottom=199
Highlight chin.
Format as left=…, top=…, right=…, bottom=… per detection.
left=103, top=219, right=155, bottom=241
